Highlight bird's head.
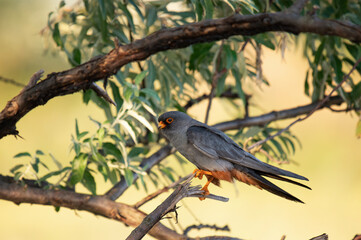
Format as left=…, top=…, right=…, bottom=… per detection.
left=158, top=111, right=193, bottom=135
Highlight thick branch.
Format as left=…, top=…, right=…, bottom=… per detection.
left=0, top=175, right=180, bottom=240
left=1, top=10, right=361, bottom=138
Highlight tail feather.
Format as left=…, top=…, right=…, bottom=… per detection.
left=259, top=172, right=311, bottom=190
left=234, top=165, right=308, bottom=203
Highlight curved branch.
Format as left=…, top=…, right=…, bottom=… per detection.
left=1, top=10, right=361, bottom=138
left=0, top=175, right=180, bottom=240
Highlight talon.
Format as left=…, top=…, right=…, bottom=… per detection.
left=198, top=175, right=214, bottom=201
left=192, top=169, right=212, bottom=180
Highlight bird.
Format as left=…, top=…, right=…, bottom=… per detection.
left=158, top=111, right=310, bottom=203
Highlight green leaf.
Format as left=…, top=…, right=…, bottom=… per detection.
left=304, top=70, right=310, bottom=96
left=193, top=0, right=204, bottom=21
left=36, top=150, right=45, bottom=156
left=98, top=0, right=106, bottom=20
left=70, top=154, right=88, bottom=185
left=97, top=127, right=105, bottom=146
left=146, top=59, right=156, bottom=88
left=110, top=81, right=123, bottom=111
left=124, top=168, right=134, bottom=186
left=356, top=120, right=361, bottom=138
left=75, top=119, right=80, bottom=139
left=204, top=0, right=214, bottom=19
left=119, top=119, right=137, bottom=144
left=134, top=70, right=148, bottom=85
left=102, top=142, right=123, bottom=162
left=128, top=110, right=154, bottom=132
left=129, top=147, right=147, bottom=158
left=331, top=56, right=343, bottom=83
left=243, top=126, right=262, bottom=139
left=39, top=167, right=71, bottom=182
left=82, top=170, right=96, bottom=195
left=146, top=7, right=157, bottom=28
left=72, top=48, right=81, bottom=65
left=123, top=87, right=134, bottom=101
left=52, top=23, right=63, bottom=48
left=314, top=39, right=325, bottom=65
left=160, top=167, right=175, bottom=182
left=13, top=152, right=31, bottom=159
left=10, top=164, right=24, bottom=173
left=350, top=82, right=361, bottom=101
left=231, top=68, right=246, bottom=104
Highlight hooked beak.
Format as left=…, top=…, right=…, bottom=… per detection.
left=158, top=121, right=166, bottom=129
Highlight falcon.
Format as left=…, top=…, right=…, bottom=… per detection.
left=158, top=111, right=310, bottom=203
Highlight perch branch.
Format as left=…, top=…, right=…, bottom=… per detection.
left=1, top=8, right=361, bottom=138
left=126, top=175, right=229, bottom=240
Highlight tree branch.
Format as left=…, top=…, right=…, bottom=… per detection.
left=212, top=96, right=344, bottom=131
left=0, top=76, right=26, bottom=88
left=1, top=10, right=361, bottom=138
left=0, top=175, right=181, bottom=240
left=126, top=175, right=229, bottom=240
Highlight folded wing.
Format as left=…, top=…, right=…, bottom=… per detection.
left=186, top=125, right=309, bottom=181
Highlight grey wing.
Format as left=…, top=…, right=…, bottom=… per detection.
left=186, top=125, right=308, bottom=181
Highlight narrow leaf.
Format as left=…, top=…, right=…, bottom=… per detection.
left=13, top=152, right=31, bottom=159
left=128, top=110, right=154, bottom=132
left=70, top=154, right=88, bottom=185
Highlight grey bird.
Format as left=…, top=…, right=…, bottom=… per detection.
left=158, top=111, right=310, bottom=203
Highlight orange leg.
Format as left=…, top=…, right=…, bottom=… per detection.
left=193, top=169, right=212, bottom=180
left=192, top=169, right=214, bottom=200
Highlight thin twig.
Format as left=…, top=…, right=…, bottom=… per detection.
left=184, top=224, right=230, bottom=236
left=248, top=56, right=361, bottom=150
left=238, top=38, right=250, bottom=53
left=0, top=76, right=26, bottom=87
left=326, top=106, right=361, bottom=113
left=89, top=83, right=116, bottom=106
left=184, top=88, right=239, bottom=110
left=133, top=174, right=192, bottom=209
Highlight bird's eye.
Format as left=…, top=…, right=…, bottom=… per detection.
left=166, top=117, right=173, bottom=124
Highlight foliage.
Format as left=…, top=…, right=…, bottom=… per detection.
left=10, top=0, right=361, bottom=195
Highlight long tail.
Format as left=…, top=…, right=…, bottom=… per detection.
left=233, top=166, right=310, bottom=203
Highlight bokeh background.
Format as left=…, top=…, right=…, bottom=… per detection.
left=0, top=1, right=360, bottom=239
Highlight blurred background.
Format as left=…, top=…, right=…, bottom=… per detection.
left=0, top=0, right=360, bottom=239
